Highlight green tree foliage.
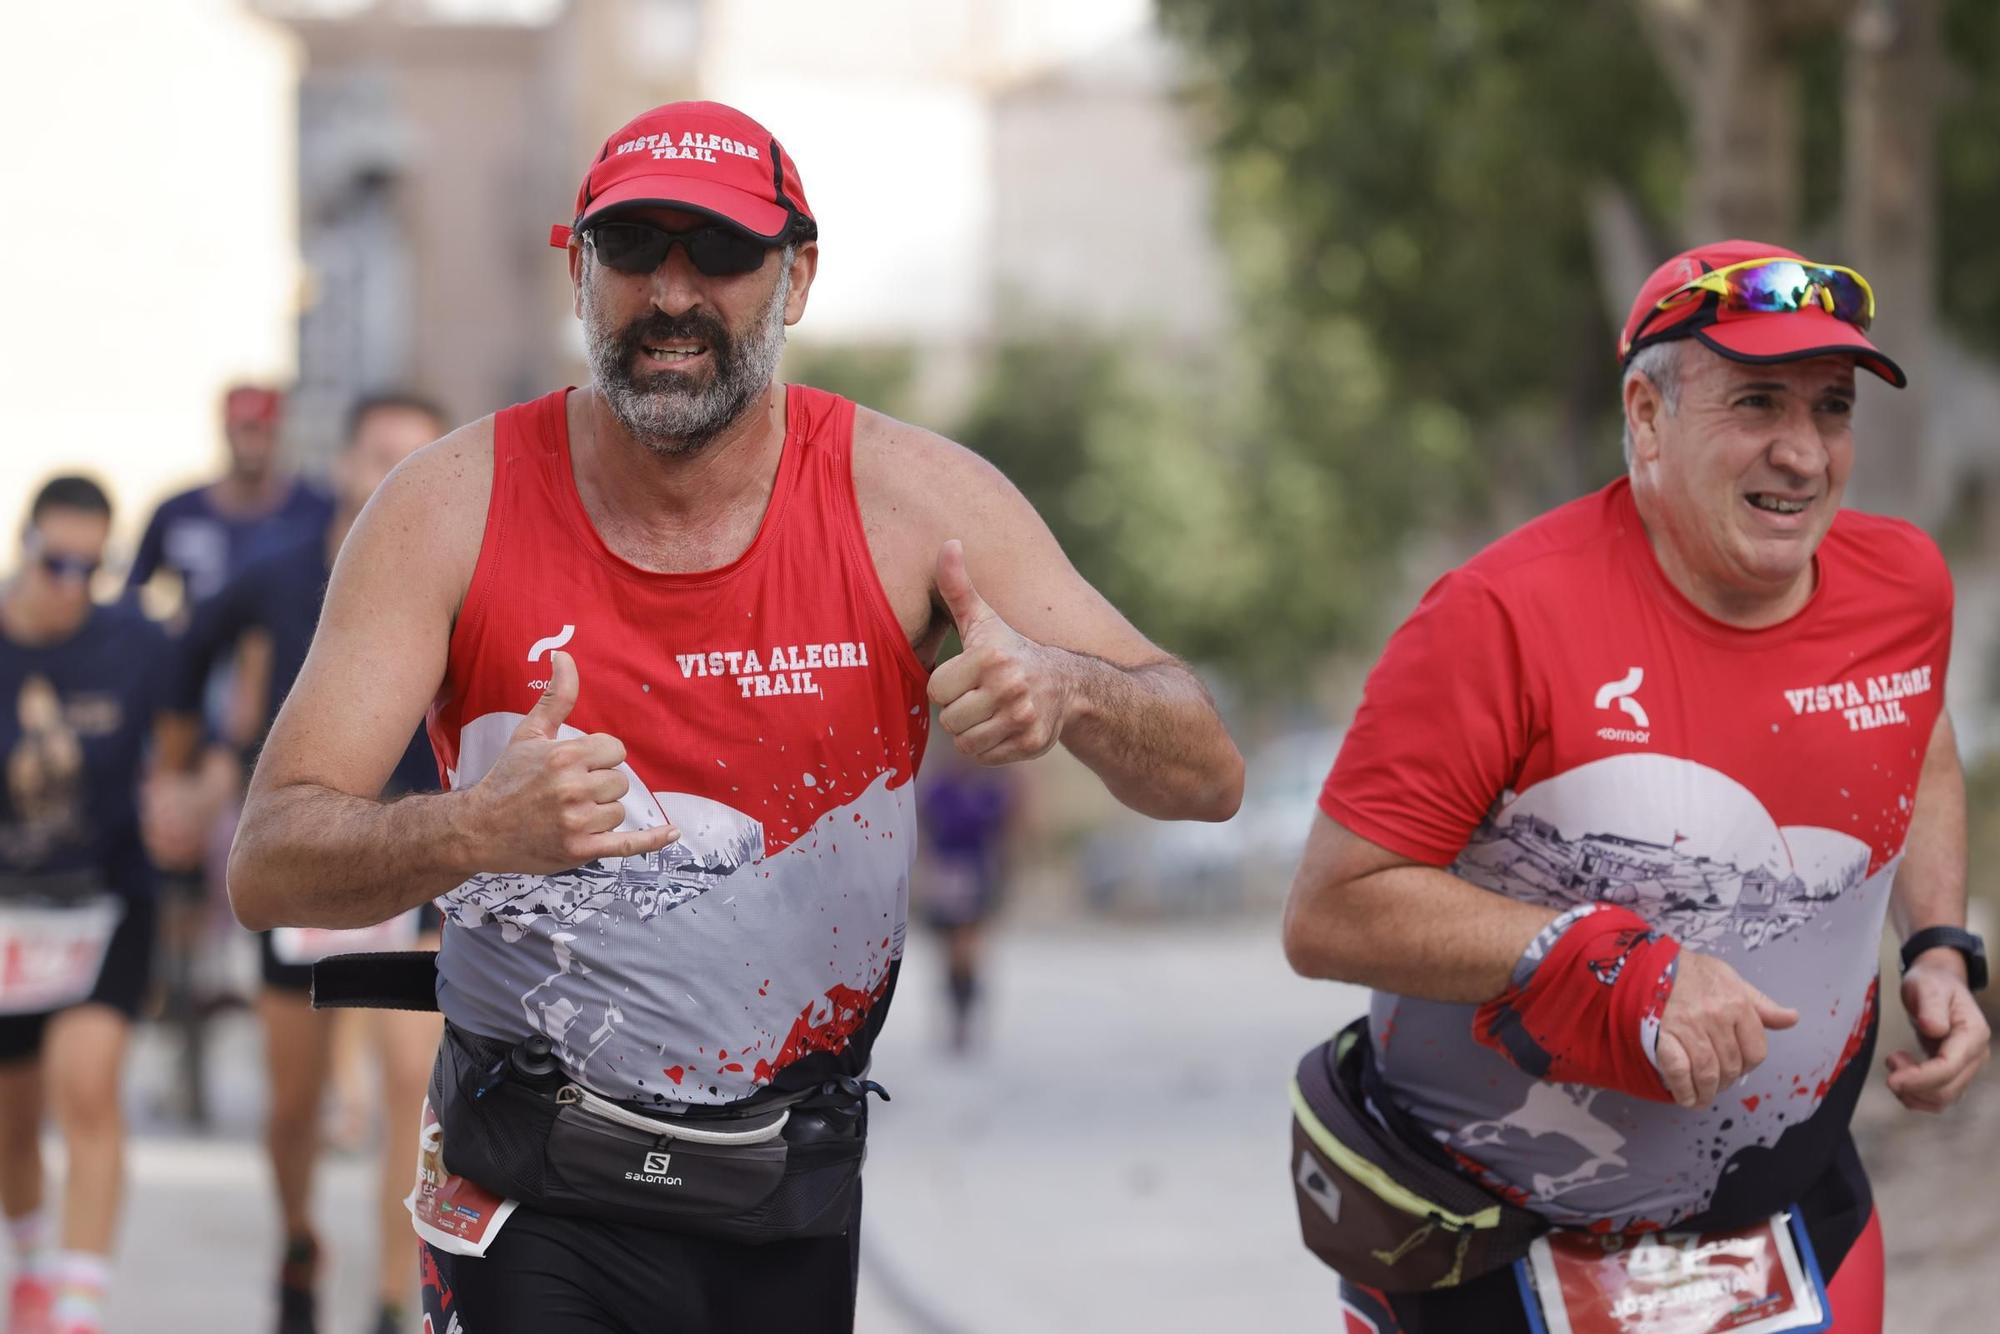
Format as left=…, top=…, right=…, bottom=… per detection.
left=1161, top=0, right=1685, bottom=514
left=951, top=338, right=1269, bottom=671
left=1939, top=0, right=2000, bottom=354
left=1154, top=0, right=2000, bottom=674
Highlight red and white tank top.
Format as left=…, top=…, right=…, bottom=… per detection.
left=428, top=386, right=930, bottom=1106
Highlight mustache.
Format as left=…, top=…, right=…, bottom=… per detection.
left=615, top=309, right=733, bottom=364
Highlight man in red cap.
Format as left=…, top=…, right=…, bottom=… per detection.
left=1283, top=241, right=1987, bottom=1332
left=128, top=385, right=334, bottom=614
left=226, top=100, right=1244, bottom=1334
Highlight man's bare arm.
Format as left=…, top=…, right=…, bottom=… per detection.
left=1889, top=710, right=1971, bottom=960
left=855, top=412, right=1243, bottom=821
left=227, top=428, right=492, bottom=929
left=1282, top=813, right=1557, bottom=1000
left=1884, top=710, right=1990, bottom=1111
left=230, top=427, right=680, bottom=932
left=1285, top=813, right=1798, bottom=1107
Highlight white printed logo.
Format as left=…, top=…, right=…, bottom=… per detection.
left=1594, top=667, right=1650, bottom=727
left=527, top=625, right=575, bottom=663
left=624, top=1149, right=683, bottom=1187
left=1593, top=666, right=1651, bottom=744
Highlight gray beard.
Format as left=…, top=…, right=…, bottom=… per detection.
left=583, top=270, right=791, bottom=458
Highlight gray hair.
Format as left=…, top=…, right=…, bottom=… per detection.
left=1621, top=340, right=1685, bottom=466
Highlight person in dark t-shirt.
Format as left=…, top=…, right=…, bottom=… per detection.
left=126, top=385, right=333, bottom=613
left=0, top=476, right=169, bottom=1334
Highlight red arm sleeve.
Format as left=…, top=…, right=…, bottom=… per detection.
left=1320, top=569, right=1535, bottom=866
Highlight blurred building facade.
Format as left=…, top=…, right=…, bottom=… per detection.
left=254, top=0, right=1225, bottom=450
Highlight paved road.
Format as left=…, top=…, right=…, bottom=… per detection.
left=11, top=919, right=1994, bottom=1331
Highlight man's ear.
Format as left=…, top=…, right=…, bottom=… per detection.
left=569, top=239, right=587, bottom=320
left=1624, top=368, right=1665, bottom=464
left=783, top=240, right=819, bottom=327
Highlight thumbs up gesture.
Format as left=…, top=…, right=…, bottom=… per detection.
left=929, top=540, right=1073, bottom=764
left=466, top=650, right=679, bottom=872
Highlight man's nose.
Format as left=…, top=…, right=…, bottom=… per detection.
left=647, top=243, right=706, bottom=316
left=1767, top=405, right=1828, bottom=478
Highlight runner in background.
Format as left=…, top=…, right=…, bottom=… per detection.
left=132, top=384, right=335, bottom=1126
left=126, top=385, right=334, bottom=613
left=917, top=751, right=1017, bottom=1053
left=0, top=477, right=169, bottom=1334
left=150, top=393, right=449, bottom=1334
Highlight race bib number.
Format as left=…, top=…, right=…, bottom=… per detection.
left=405, top=1096, right=518, bottom=1257
left=0, top=898, right=124, bottom=1014
left=271, top=909, right=422, bottom=965
left=1518, top=1211, right=1830, bottom=1334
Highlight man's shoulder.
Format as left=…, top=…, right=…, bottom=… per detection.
left=1822, top=506, right=1954, bottom=617
left=379, top=414, right=498, bottom=506
left=147, top=485, right=214, bottom=523
left=83, top=598, right=168, bottom=655
left=235, top=534, right=326, bottom=596
left=847, top=404, right=1013, bottom=531
left=1824, top=506, right=1948, bottom=573
left=342, top=414, right=496, bottom=591
left=1454, top=480, right=1633, bottom=596
left=283, top=477, right=336, bottom=518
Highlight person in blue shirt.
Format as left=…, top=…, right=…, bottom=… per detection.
left=125, top=385, right=335, bottom=613
left=0, top=476, right=169, bottom=1334
left=128, top=384, right=337, bottom=1142
left=155, top=392, right=448, bottom=1334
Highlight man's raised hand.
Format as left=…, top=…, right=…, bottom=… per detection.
left=464, top=650, right=678, bottom=871
left=928, top=539, right=1075, bottom=765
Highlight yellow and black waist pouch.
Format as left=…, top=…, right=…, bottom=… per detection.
left=1290, top=1017, right=1546, bottom=1292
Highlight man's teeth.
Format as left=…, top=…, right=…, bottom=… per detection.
left=1749, top=494, right=1808, bottom=514
left=645, top=347, right=703, bottom=360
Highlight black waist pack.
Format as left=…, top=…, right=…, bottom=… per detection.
left=1290, top=1017, right=1546, bottom=1292
left=432, top=1021, right=881, bottom=1244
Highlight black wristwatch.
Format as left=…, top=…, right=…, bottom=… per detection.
left=1899, top=926, right=1989, bottom=993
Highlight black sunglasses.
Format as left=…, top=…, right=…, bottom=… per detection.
left=36, top=550, right=99, bottom=582
left=584, top=221, right=772, bottom=278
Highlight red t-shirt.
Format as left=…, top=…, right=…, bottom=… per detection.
left=1320, top=478, right=1951, bottom=1229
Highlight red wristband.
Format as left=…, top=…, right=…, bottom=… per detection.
left=1474, top=904, right=1680, bottom=1103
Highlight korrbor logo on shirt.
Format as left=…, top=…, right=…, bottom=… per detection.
left=1593, top=666, right=1652, bottom=745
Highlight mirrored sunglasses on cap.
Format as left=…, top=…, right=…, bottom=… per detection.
left=1622, top=256, right=1876, bottom=359
left=582, top=220, right=771, bottom=278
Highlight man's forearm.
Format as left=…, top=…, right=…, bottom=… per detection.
left=1057, top=654, right=1243, bottom=821
left=229, top=782, right=477, bottom=931
left=1891, top=712, right=1970, bottom=973
left=1284, top=861, right=1559, bottom=1002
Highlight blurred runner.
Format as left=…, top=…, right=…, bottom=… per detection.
left=916, top=752, right=1016, bottom=1053
left=132, top=384, right=334, bottom=1127
left=153, top=393, right=450, bottom=1334
left=126, top=384, right=334, bottom=612
left=227, top=99, right=1244, bottom=1334
left=0, top=477, right=168, bottom=1334
left=1284, top=242, right=1988, bottom=1333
